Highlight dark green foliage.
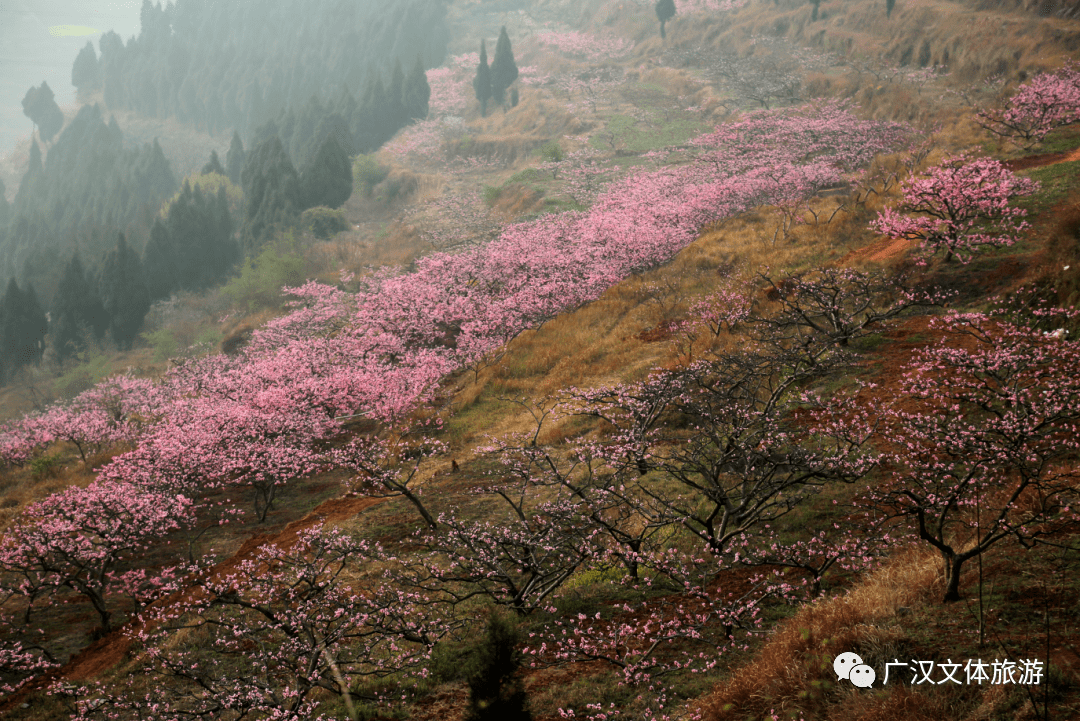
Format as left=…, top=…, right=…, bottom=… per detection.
left=142, top=217, right=176, bottom=302
left=656, top=0, right=676, bottom=38
left=13, top=140, right=44, bottom=209
left=50, top=253, right=109, bottom=361
left=474, top=39, right=492, bottom=117
left=160, top=181, right=239, bottom=293
left=99, top=30, right=126, bottom=110
left=75, top=0, right=449, bottom=142
left=299, top=135, right=353, bottom=210
left=300, top=206, right=350, bottom=239
left=886, top=0, right=896, bottom=16
left=71, top=41, right=101, bottom=93
left=352, top=154, right=390, bottom=197
left=1, top=278, right=47, bottom=381
left=510, top=87, right=519, bottom=108
left=404, top=54, right=432, bottom=122
left=463, top=613, right=532, bottom=721
left=241, top=135, right=302, bottom=253
left=226, top=131, right=245, bottom=185
left=98, top=233, right=150, bottom=350
left=490, top=27, right=518, bottom=107
left=811, top=0, right=820, bottom=21
left=1, top=103, right=179, bottom=301
left=388, top=60, right=408, bottom=132
left=201, top=149, right=226, bottom=176
left=21, top=82, right=64, bottom=144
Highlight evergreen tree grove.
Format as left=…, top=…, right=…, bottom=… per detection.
left=50, top=253, right=109, bottom=362
left=299, top=134, right=353, bottom=210
left=0, top=278, right=47, bottom=382
left=240, top=135, right=302, bottom=253
left=98, top=233, right=150, bottom=350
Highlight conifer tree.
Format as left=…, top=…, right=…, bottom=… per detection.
left=99, top=233, right=150, bottom=350
left=21, top=82, right=64, bottom=144
left=366, top=77, right=393, bottom=148
left=240, top=135, right=302, bottom=253
left=71, top=41, right=101, bottom=94
left=299, top=134, right=353, bottom=210
left=226, top=131, right=245, bottom=185
left=51, top=253, right=109, bottom=361
left=463, top=614, right=532, bottom=721
left=201, top=149, right=226, bottom=176
left=143, top=217, right=177, bottom=302
left=404, top=54, right=432, bottom=122
left=388, top=59, right=408, bottom=131
left=13, top=140, right=44, bottom=210
left=0, top=278, right=47, bottom=381
left=656, top=0, right=676, bottom=39
left=489, top=27, right=518, bottom=108
left=474, top=39, right=492, bottom=117
left=886, top=0, right=896, bottom=17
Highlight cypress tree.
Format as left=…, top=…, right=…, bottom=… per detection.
left=1, top=278, right=47, bottom=381
left=473, top=39, right=492, bottom=118
left=143, top=217, right=177, bottom=302
left=886, top=0, right=896, bottom=17
left=388, top=59, right=408, bottom=131
left=403, top=54, right=431, bottom=122
left=464, top=613, right=532, bottom=721
left=51, top=252, right=109, bottom=361
left=240, top=135, right=301, bottom=253
left=299, top=134, right=353, bottom=210
left=71, top=41, right=101, bottom=94
left=226, top=131, right=245, bottom=185
left=656, top=0, right=676, bottom=39
left=201, top=149, right=226, bottom=176
left=489, top=27, right=518, bottom=108
left=367, top=77, right=393, bottom=148
left=99, top=233, right=150, bottom=350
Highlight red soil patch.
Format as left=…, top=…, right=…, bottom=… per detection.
left=837, top=234, right=918, bottom=267
left=1004, top=146, right=1080, bottom=172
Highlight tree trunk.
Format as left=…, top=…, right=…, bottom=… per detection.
left=943, top=555, right=964, bottom=602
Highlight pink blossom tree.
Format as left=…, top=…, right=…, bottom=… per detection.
left=328, top=431, right=445, bottom=530
left=844, top=305, right=1080, bottom=602
left=0, top=480, right=194, bottom=633
left=976, top=60, right=1080, bottom=148
left=71, top=526, right=459, bottom=720
left=870, top=154, right=1040, bottom=263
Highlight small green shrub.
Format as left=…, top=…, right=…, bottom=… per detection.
left=538, top=141, right=563, bottom=163
left=351, top=154, right=390, bottom=197
left=300, top=206, right=351, bottom=239
left=142, top=326, right=179, bottom=363
left=222, top=232, right=306, bottom=311
left=31, top=452, right=63, bottom=481
left=52, top=350, right=113, bottom=399
left=482, top=184, right=502, bottom=207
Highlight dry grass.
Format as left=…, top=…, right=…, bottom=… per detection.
left=697, top=545, right=943, bottom=721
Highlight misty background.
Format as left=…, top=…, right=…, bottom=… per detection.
left=0, top=0, right=142, bottom=155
